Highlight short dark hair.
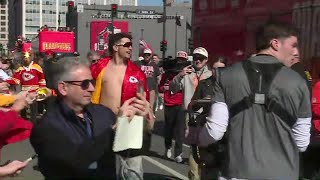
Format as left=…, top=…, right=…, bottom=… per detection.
left=255, top=21, right=299, bottom=52
left=108, top=33, right=132, bottom=54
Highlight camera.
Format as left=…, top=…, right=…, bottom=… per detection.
left=161, top=56, right=194, bottom=74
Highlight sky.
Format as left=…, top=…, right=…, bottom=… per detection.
left=138, top=0, right=163, bottom=6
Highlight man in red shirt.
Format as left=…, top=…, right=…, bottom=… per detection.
left=158, top=51, right=187, bottom=163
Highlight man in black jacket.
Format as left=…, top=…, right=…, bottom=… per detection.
left=30, top=57, right=150, bottom=179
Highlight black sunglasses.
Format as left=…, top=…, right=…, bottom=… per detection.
left=91, top=59, right=100, bottom=64
left=193, top=55, right=207, bottom=61
left=64, top=79, right=95, bottom=90
left=116, top=42, right=133, bottom=48
left=144, top=53, right=151, bottom=56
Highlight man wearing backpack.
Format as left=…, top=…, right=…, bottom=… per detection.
left=198, top=21, right=311, bottom=179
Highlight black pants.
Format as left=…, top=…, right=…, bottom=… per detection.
left=164, top=105, right=185, bottom=157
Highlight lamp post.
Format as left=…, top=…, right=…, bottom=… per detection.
left=162, top=0, right=167, bottom=60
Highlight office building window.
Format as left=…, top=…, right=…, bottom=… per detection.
left=1, top=28, right=5, bottom=32
left=0, top=16, right=5, bottom=20
left=0, top=34, right=6, bottom=39
left=0, top=10, right=5, bottom=14
left=1, top=22, right=5, bottom=26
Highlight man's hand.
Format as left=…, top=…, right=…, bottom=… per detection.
left=14, top=91, right=28, bottom=101
left=133, top=92, right=150, bottom=117
left=0, top=82, right=9, bottom=92
left=0, top=160, right=28, bottom=177
left=11, top=92, right=36, bottom=112
left=179, top=65, right=193, bottom=77
left=118, top=97, right=136, bottom=120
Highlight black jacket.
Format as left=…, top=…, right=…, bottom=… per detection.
left=30, top=100, right=116, bottom=179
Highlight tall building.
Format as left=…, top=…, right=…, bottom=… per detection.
left=8, top=0, right=137, bottom=48
left=0, top=3, right=8, bottom=46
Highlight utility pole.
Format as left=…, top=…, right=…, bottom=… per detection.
left=162, top=0, right=167, bottom=60
left=175, top=13, right=177, bottom=55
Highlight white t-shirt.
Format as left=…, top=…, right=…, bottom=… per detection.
left=0, top=69, right=10, bottom=80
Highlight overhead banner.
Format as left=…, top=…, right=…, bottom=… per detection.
left=90, top=21, right=129, bottom=54
left=39, top=31, right=75, bottom=53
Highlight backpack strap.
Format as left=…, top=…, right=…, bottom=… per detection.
left=229, top=60, right=296, bottom=128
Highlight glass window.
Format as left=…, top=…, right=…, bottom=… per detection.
left=1, top=22, right=5, bottom=26
left=0, top=16, right=5, bottom=20
left=0, top=10, right=5, bottom=14
left=0, top=34, right=6, bottom=39
left=1, top=28, right=5, bottom=31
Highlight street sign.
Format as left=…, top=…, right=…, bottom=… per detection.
left=136, top=9, right=156, bottom=15
left=77, top=4, right=84, bottom=13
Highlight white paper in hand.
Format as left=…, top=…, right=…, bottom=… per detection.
left=113, top=115, right=144, bottom=152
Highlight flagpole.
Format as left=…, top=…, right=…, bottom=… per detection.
left=175, top=13, right=178, bottom=56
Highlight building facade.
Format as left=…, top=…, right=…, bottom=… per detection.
left=8, top=0, right=137, bottom=48
left=0, top=3, right=8, bottom=46
left=75, top=4, right=192, bottom=60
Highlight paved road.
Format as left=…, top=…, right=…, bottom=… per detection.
left=1, top=109, right=191, bottom=180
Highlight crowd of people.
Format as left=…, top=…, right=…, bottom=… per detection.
left=0, top=20, right=317, bottom=180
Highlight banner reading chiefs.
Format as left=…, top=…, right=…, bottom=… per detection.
left=39, top=31, right=75, bottom=53
left=90, top=21, right=129, bottom=54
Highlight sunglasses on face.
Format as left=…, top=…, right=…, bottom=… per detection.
left=144, top=53, right=151, bottom=56
left=64, top=79, right=95, bottom=90
left=193, top=55, right=207, bottom=62
left=116, top=42, right=133, bottom=48
left=91, top=59, right=100, bottom=64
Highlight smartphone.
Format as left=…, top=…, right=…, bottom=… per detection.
left=136, top=80, right=144, bottom=94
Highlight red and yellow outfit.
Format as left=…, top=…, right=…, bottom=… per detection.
left=9, top=62, right=46, bottom=91
left=90, top=57, right=149, bottom=104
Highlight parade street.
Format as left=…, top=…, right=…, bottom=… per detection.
left=1, top=109, right=191, bottom=180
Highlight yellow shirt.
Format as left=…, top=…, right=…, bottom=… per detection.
left=0, top=94, right=15, bottom=107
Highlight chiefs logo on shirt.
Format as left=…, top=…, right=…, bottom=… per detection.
left=22, top=72, right=35, bottom=81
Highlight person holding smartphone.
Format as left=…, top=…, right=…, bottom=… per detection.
left=169, top=47, right=212, bottom=179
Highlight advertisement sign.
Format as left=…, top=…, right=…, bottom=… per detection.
left=90, top=21, right=129, bottom=54
left=39, top=31, right=75, bottom=53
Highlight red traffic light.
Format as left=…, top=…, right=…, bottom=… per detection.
left=68, top=1, right=74, bottom=7
left=112, top=4, right=118, bottom=10
left=162, top=40, right=168, bottom=45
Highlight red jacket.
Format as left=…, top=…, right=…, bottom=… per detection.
left=312, top=81, right=320, bottom=133
left=158, top=73, right=183, bottom=106
left=90, top=57, right=149, bottom=104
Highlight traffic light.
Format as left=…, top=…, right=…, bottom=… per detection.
left=67, top=1, right=74, bottom=13
left=160, top=40, right=167, bottom=52
left=111, top=4, right=118, bottom=18
left=188, top=38, right=193, bottom=51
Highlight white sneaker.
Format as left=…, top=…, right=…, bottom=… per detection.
left=175, top=154, right=183, bottom=163
left=159, top=104, right=163, bottom=110
left=165, top=148, right=172, bottom=159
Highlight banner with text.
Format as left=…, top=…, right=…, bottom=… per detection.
left=39, top=31, right=75, bottom=53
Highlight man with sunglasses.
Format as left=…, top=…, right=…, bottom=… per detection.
left=86, top=50, right=101, bottom=65
left=90, top=33, right=154, bottom=180
left=30, top=57, right=149, bottom=179
left=169, top=47, right=212, bottom=177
